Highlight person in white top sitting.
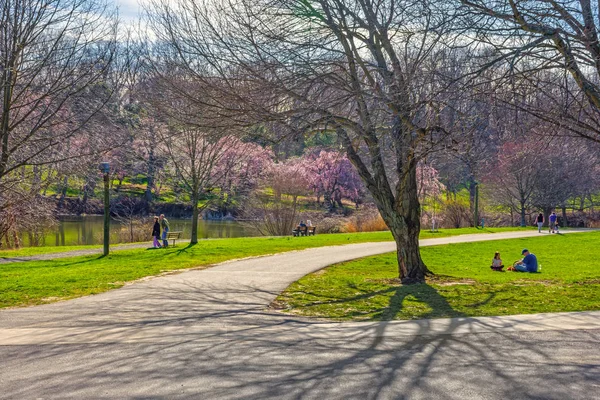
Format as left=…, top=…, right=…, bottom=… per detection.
left=491, top=251, right=503, bottom=271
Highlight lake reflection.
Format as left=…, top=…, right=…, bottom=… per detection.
left=21, top=216, right=255, bottom=247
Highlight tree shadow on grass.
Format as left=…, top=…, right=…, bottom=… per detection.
left=142, top=243, right=197, bottom=256
left=175, top=242, right=197, bottom=255
left=378, top=283, right=466, bottom=320
left=295, top=282, right=474, bottom=321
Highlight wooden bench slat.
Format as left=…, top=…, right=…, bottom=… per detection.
left=165, top=231, right=183, bottom=246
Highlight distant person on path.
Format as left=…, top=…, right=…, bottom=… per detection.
left=152, top=216, right=162, bottom=248
left=515, top=249, right=538, bottom=272
left=159, top=214, right=170, bottom=247
left=491, top=251, right=504, bottom=271
left=549, top=212, right=557, bottom=233
left=536, top=213, right=544, bottom=233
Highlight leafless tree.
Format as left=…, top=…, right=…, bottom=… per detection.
left=462, top=0, right=600, bottom=143
left=146, top=0, right=468, bottom=283
left=0, top=0, right=121, bottom=222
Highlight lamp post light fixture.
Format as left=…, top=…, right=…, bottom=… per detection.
left=99, top=162, right=110, bottom=256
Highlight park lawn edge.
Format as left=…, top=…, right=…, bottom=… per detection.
left=1, top=227, right=533, bottom=309
left=275, top=231, right=600, bottom=321
left=0, top=242, right=150, bottom=258
left=0, top=226, right=532, bottom=259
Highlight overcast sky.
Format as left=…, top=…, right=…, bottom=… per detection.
left=113, top=0, right=144, bottom=23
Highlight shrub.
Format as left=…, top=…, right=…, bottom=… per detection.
left=441, top=199, right=471, bottom=228
left=341, top=208, right=388, bottom=233
left=315, top=217, right=344, bottom=234
left=117, top=217, right=152, bottom=243
left=0, top=195, right=56, bottom=248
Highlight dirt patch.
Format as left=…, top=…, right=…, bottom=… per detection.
left=269, top=299, right=289, bottom=310
left=365, top=276, right=476, bottom=286
left=426, top=275, right=476, bottom=286
left=41, top=297, right=65, bottom=302
left=365, top=278, right=402, bottom=285
left=512, top=280, right=556, bottom=287
left=573, top=279, right=600, bottom=285
left=434, top=280, right=476, bottom=286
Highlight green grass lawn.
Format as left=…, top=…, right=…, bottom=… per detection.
left=0, top=243, right=148, bottom=258
left=0, top=227, right=531, bottom=308
left=276, top=231, right=600, bottom=320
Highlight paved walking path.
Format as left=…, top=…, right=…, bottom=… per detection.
left=1, top=229, right=598, bottom=399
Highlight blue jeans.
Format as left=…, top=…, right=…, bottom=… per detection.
left=162, top=228, right=169, bottom=247
left=515, top=264, right=529, bottom=272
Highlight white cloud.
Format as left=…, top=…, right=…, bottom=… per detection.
left=112, top=0, right=147, bottom=21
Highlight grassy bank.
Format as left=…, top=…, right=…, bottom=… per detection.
left=0, top=243, right=146, bottom=258
left=0, top=227, right=529, bottom=308
left=277, top=231, right=600, bottom=320
left=0, top=226, right=528, bottom=259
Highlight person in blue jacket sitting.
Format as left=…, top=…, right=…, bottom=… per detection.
left=515, top=249, right=538, bottom=272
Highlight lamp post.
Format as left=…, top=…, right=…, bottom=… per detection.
left=100, top=162, right=110, bottom=256
left=474, top=182, right=480, bottom=229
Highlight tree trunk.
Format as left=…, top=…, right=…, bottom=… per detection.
left=468, top=176, right=477, bottom=227
left=145, top=149, right=156, bottom=203
left=381, top=165, right=429, bottom=284
left=191, top=190, right=199, bottom=244
left=58, top=176, right=68, bottom=208
left=520, top=200, right=526, bottom=227
left=543, top=207, right=551, bottom=227
left=561, top=205, right=568, bottom=227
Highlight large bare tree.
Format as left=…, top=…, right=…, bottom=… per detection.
left=0, top=0, right=119, bottom=199
left=462, top=0, right=600, bottom=143
left=146, top=0, right=465, bottom=283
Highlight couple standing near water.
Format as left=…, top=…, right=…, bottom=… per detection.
left=152, top=214, right=170, bottom=248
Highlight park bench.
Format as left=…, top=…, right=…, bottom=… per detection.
left=292, top=226, right=316, bottom=237
left=166, top=231, right=183, bottom=246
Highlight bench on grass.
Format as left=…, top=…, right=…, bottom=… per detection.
left=292, top=226, right=316, bottom=237
left=166, top=231, right=183, bottom=246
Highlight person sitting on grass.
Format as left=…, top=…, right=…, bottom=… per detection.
left=490, top=251, right=504, bottom=271
left=514, top=249, right=538, bottom=272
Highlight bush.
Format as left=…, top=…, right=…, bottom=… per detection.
left=315, top=217, right=344, bottom=234
left=441, top=199, right=471, bottom=228
left=0, top=195, right=57, bottom=248
left=341, top=208, right=388, bottom=232
left=241, top=195, right=298, bottom=236
left=118, top=217, right=152, bottom=243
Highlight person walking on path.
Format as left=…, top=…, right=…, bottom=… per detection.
left=536, top=213, right=544, bottom=233
left=549, top=212, right=557, bottom=233
left=159, top=214, right=170, bottom=247
left=152, top=216, right=162, bottom=248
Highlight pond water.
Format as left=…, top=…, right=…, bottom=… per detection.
left=20, top=216, right=256, bottom=247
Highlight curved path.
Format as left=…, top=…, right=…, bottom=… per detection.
left=1, top=230, right=599, bottom=399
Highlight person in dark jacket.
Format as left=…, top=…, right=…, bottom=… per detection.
left=152, top=216, right=162, bottom=248
left=536, top=213, right=544, bottom=233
